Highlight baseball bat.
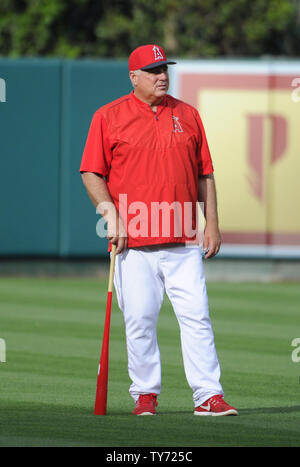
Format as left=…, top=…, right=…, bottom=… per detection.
left=94, top=243, right=117, bottom=415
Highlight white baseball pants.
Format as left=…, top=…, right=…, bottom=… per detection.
left=113, top=244, right=224, bottom=407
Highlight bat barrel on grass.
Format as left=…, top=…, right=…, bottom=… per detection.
left=94, top=243, right=117, bottom=415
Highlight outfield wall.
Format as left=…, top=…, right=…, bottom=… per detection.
left=0, top=59, right=131, bottom=257
left=0, top=58, right=300, bottom=258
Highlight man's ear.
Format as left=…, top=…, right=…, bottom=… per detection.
left=129, top=70, right=139, bottom=88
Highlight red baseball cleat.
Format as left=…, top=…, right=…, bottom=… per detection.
left=132, top=393, right=158, bottom=416
left=194, top=394, right=238, bottom=416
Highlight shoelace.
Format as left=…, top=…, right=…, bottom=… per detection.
left=208, top=395, right=224, bottom=407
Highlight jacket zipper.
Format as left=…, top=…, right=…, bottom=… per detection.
left=153, top=111, right=162, bottom=147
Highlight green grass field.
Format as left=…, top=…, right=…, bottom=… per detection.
left=0, top=277, right=299, bottom=447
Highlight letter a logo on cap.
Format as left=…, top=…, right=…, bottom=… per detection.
left=153, top=46, right=164, bottom=61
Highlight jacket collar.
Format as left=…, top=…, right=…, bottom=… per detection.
left=130, top=91, right=167, bottom=116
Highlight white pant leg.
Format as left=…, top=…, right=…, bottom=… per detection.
left=160, top=245, right=224, bottom=406
left=114, top=248, right=164, bottom=401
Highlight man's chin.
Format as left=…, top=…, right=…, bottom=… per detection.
left=155, top=89, right=168, bottom=98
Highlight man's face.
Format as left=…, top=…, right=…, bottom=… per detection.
left=130, top=65, right=169, bottom=104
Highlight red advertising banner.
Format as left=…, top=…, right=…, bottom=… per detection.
left=170, top=61, right=300, bottom=258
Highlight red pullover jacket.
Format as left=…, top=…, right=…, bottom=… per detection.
left=80, top=91, right=214, bottom=248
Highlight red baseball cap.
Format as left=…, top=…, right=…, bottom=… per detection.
left=129, top=44, right=176, bottom=71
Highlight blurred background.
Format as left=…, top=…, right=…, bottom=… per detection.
left=1, top=0, right=300, bottom=280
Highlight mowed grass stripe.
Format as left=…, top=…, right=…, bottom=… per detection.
left=0, top=313, right=125, bottom=337
left=217, top=348, right=295, bottom=376
left=206, top=281, right=300, bottom=297
left=210, top=297, right=299, bottom=320
left=0, top=300, right=296, bottom=345
left=0, top=277, right=300, bottom=447
left=1, top=331, right=127, bottom=359
left=212, top=319, right=296, bottom=339
left=0, top=292, right=107, bottom=311
left=1, top=400, right=299, bottom=447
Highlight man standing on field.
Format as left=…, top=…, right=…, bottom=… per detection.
left=80, top=44, right=238, bottom=416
